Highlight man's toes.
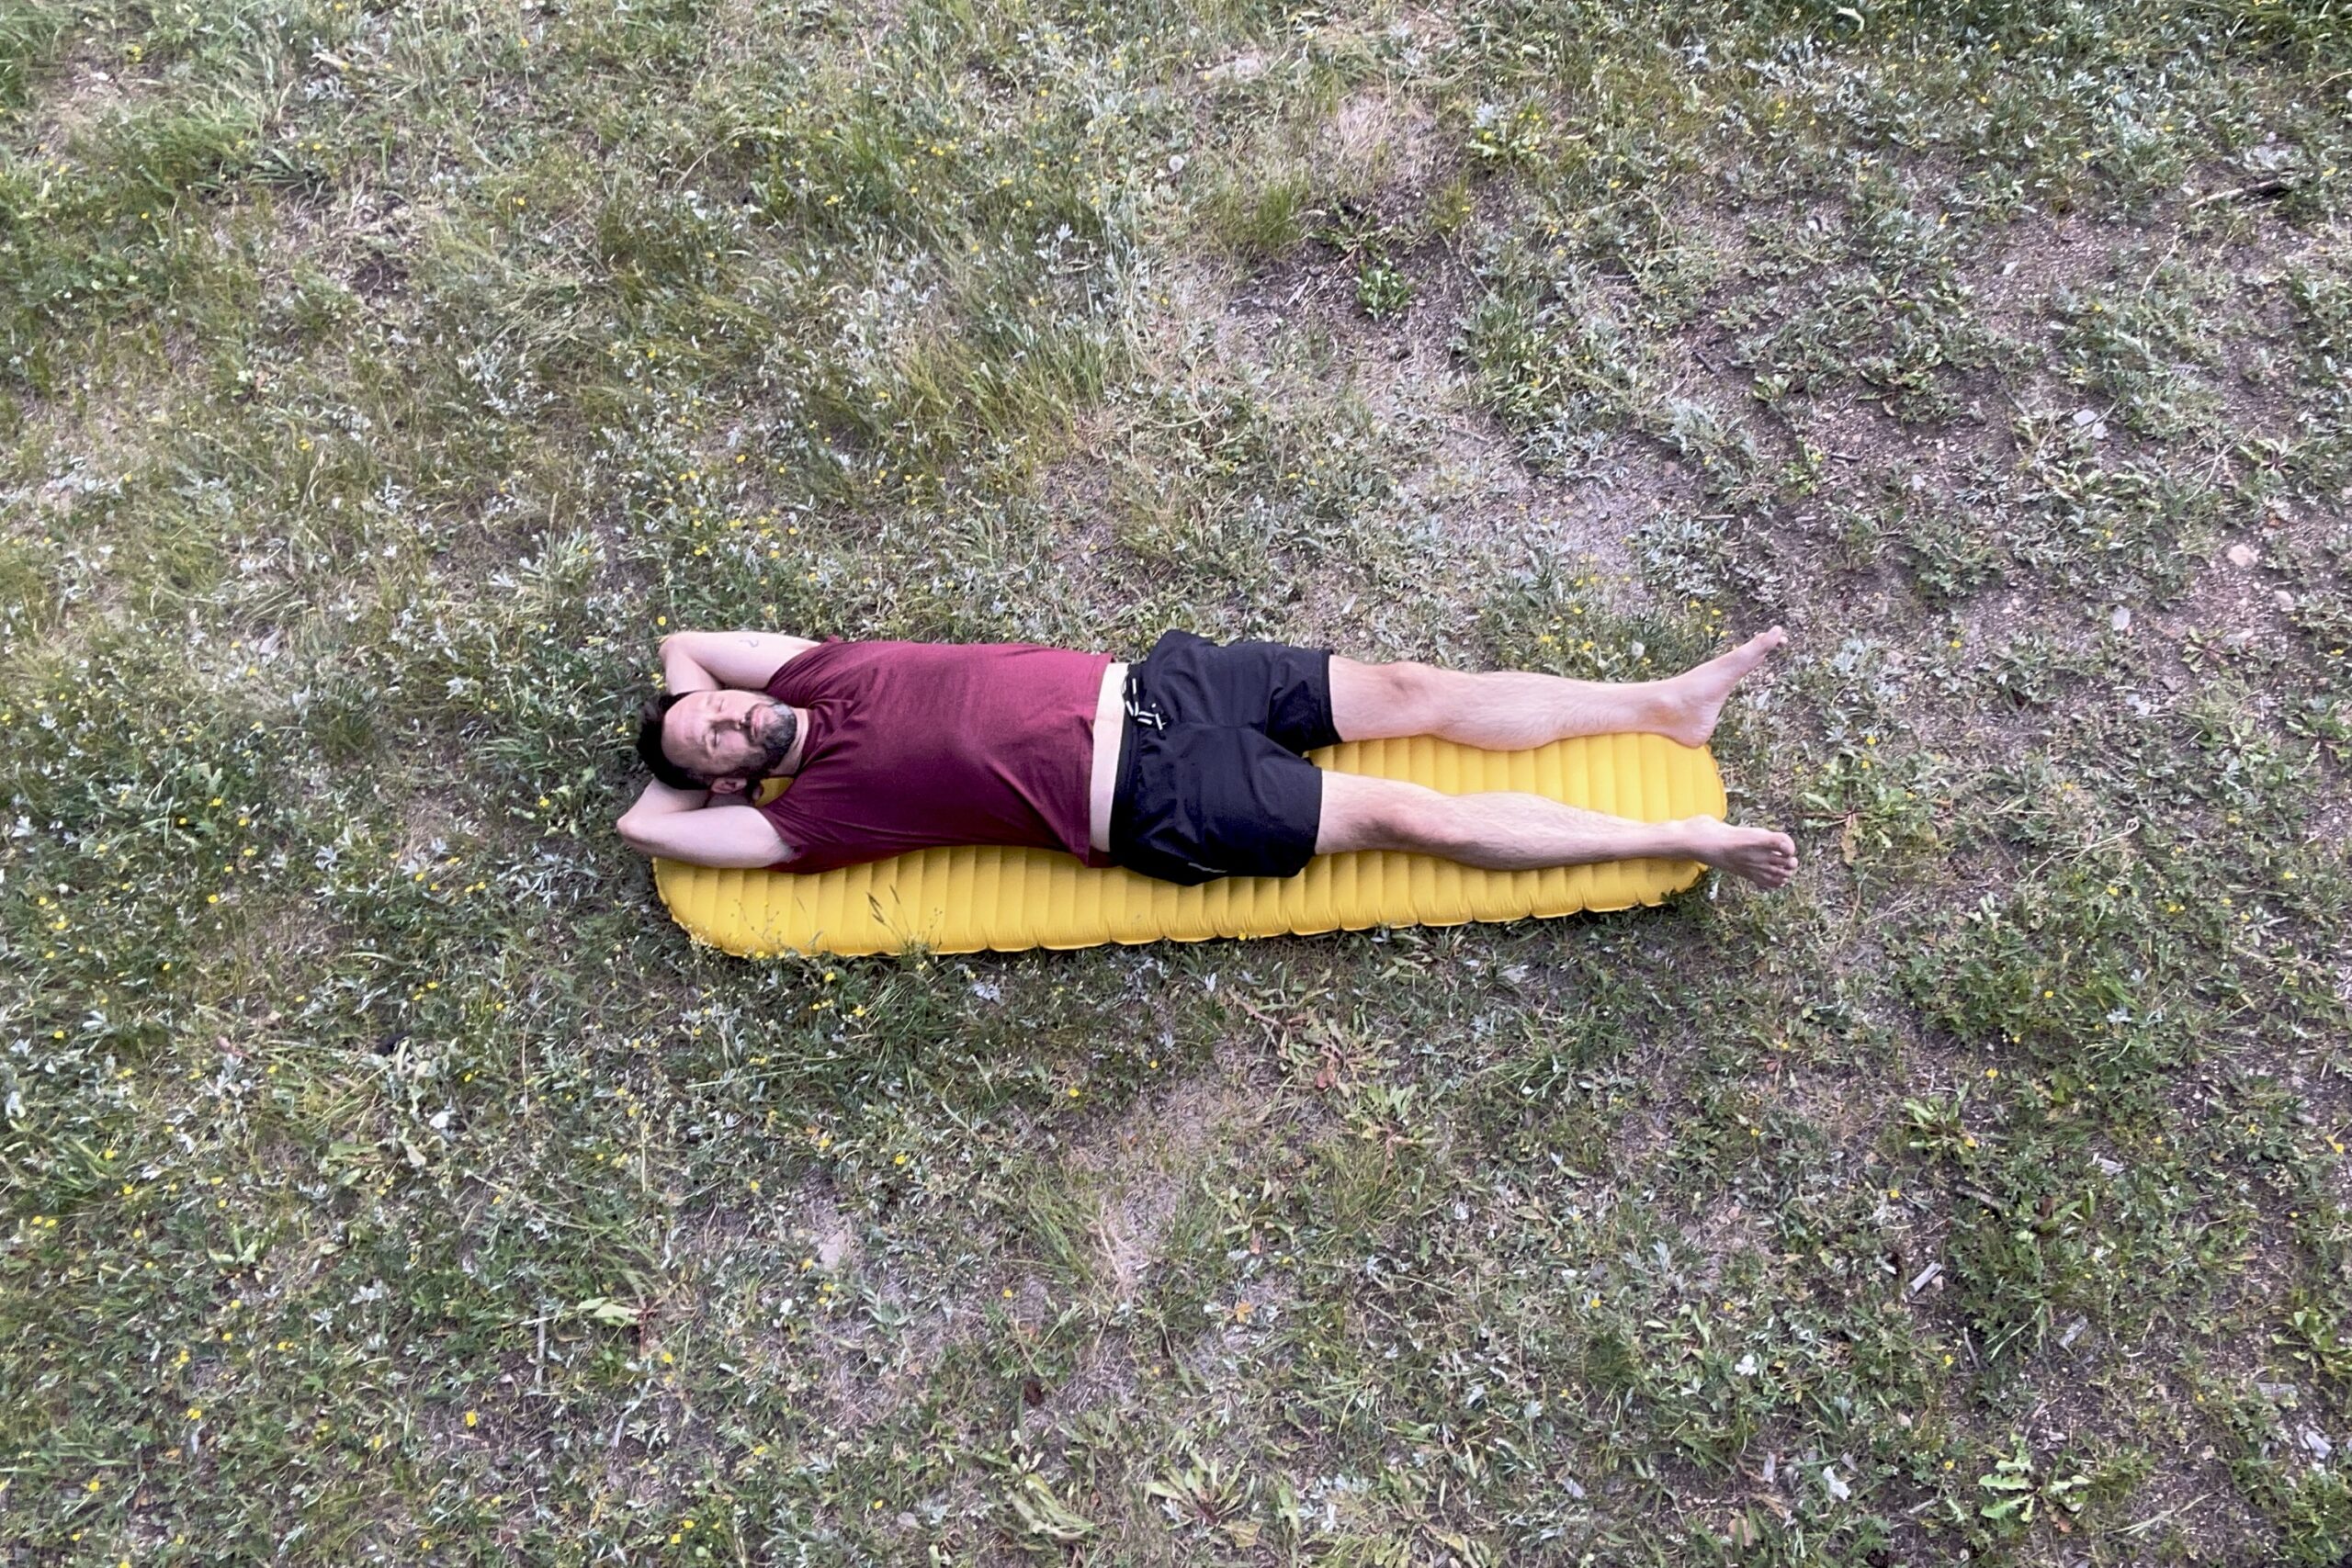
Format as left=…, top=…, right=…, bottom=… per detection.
left=1717, top=627, right=1787, bottom=680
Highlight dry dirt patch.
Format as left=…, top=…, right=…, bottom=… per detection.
left=1059, top=1057, right=1270, bottom=1305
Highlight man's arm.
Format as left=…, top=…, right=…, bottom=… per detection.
left=616, top=780, right=796, bottom=869
left=662, top=631, right=820, bottom=694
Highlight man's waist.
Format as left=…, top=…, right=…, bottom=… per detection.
left=1087, top=660, right=1130, bottom=856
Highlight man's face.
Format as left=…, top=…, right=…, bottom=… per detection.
left=662, top=690, right=796, bottom=793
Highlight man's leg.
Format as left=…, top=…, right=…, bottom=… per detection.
left=1327, top=627, right=1787, bottom=750
left=1314, top=772, right=1798, bottom=889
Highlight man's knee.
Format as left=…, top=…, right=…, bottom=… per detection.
left=1329, top=658, right=1444, bottom=742
left=1316, top=773, right=1455, bottom=855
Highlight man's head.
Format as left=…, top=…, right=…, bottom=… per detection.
left=636, top=689, right=799, bottom=795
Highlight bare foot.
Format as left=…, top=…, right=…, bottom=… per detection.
left=1656, top=626, right=1787, bottom=747
left=1680, top=817, right=1798, bottom=891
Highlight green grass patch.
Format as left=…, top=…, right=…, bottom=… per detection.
left=3, top=0, right=2349, bottom=1561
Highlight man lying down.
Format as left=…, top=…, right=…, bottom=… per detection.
left=618, top=627, right=1798, bottom=891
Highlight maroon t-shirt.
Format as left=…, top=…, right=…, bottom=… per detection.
left=755, top=638, right=1114, bottom=873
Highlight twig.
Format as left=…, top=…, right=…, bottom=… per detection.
left=2019, top=816, right=2141, bottom=883
left=2191, top=177, right=2292, bottom=209
left=1232, top=997, right=1291, bottom=1045
left=2115, top=1492, right=2211, bottom=1538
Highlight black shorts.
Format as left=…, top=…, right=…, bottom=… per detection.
left=1108, top=629, right=1341, bottom=886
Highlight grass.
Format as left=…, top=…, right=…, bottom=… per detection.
left=2, top=0, right=2349, bottom=1562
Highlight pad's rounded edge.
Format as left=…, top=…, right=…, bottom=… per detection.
left=655, top=735, right=1726, bottom=957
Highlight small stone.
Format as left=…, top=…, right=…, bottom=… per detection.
left=2109, top=605, right=2132, bottom=632
left=817, top=1226, right=851, bottom=1269
left=2276, top=590, right=2297, bottom=612
left=2227, top=543, right=2259, bottom=569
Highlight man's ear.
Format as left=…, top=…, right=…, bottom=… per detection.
left=708, top=775, right=748, bottom=795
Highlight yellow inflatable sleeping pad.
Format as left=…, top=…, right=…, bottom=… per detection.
left=655, top=731, right=1724, bottom=957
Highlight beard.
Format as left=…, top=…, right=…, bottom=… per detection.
left=730, top=701, right=799, bottom=783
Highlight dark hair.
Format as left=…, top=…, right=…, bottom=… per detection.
left=636, top=693, right=709, bottom=791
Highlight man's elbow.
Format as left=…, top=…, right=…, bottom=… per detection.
left=615, top=816, right=651, bottom=853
